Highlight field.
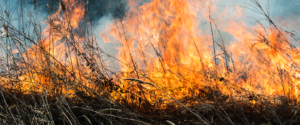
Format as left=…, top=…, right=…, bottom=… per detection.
left=0, top=0, right=299, bottom=124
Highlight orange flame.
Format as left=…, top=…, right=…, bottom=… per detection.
left=2, top=0, right=299, bottom=107
left=102, top=0, right=300, bottom=105
left=4, top=0, right=89, bottom=95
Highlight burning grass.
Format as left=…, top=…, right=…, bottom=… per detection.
left=0, top=0, right=300, bottom=124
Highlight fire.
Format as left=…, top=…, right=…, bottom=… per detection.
left=102, top=0, right=300, bottom=106
left=1, top=0, right=299, bottom=108
left=2, top=0, right=91, bottom=95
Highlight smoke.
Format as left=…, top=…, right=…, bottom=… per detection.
left=28, top=0, right=128, bottom=22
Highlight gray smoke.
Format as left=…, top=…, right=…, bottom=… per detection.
left=28, top=0, right=128, bottom=23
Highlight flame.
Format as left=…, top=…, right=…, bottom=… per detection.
left=1, top=0, right=299, bottom=107
left=102, top=0, right=300, bottom=106
left=1, top=0, right=90, bottom=95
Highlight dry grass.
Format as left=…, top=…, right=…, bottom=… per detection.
left=0, top=0, right=299, bottom=125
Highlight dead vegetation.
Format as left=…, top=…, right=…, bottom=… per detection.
left=0, top=0, right=299, bottom=124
